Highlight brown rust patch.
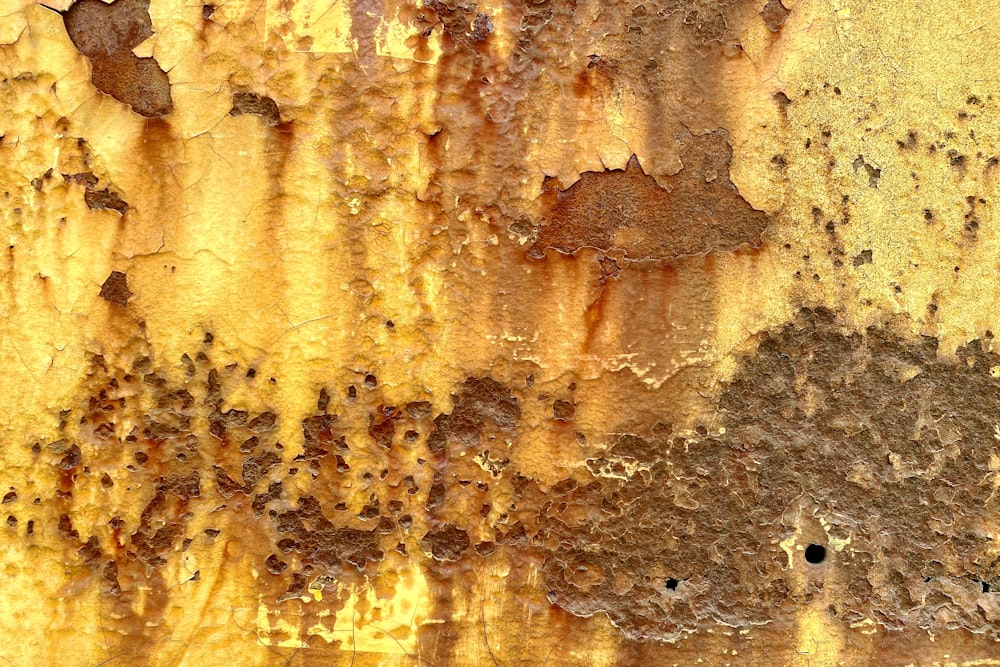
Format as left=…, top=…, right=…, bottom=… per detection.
left=99, top=271, right=132, bottom=305
left=274, top=496, right=387, bottom=572
left=527, top=309, right=1000, bottom=640
left=42, top=302, right=1000, bottom=653
left=760, top=0, right=790, bottom=32
left=424, top=1, right=494, bottom=45
left=422, top=523, right=471, bottom=562
left=30, top=302, right=1000, bottom=658
left=84, top=187, right=129, bottom=214
left=530, top=131, right=771, bottom=260
left=229, top=92, right=282, bottom=126
left=426, top=376, right=520, bottom=453
left=62, top=0, right=173, bottom=117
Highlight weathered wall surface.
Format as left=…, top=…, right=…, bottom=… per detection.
left=2, top=0, right=1000, bottom=664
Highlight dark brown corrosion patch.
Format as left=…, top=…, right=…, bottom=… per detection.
left=62, top=0, right=173, bottom=117
left=36, top=309, right=1000, bottom=650
left=530, top=130, right=770, bottom=260
left=229, top=92, right=282, bottom=127
left=535, top=309, right=1000, bottom=640
left=761, top=0, right=791, bottom=32
left=99, top=271, right=132, bottom=305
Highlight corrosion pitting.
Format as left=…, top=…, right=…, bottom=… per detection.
left=36, top=306, right=1000, bottom=648
left=530, top=130, right=771, bottom=260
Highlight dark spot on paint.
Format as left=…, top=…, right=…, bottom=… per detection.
left=317, top=387, right=330, bottom=413
left=805, top=544, right=827, bottom=564
left=229, top=92, right=282, bottom=126
left=773, top=91, right=792, bottom=117
left=247, top=411, right=277, bottom=433
left=897, top=131, right=918, bottom=150
left=552, top=400, right=575, bottom=421
left=265, top=554, right=287, bottom=575
left=62, top=0, right=173, bottom=117
left=62, top=171, right=98, bottom=188
left=58, top=444, right=82, bottom=470
left=242, top=450, right=279, bottom=487
left=531, top=131, right=770, bottom=260
left=852, top=156, right=881, bottom=188
left=852, top=249, right=872, bottom=267
left=202, top=4, right=215, bottom=19
left=59, top=514, right=80, bottom=540
left=474, top=541, right=496, bottom=557
left=99, top=270, right=132, bottom=306
left=965, top=196, right=981, bottom=238
left=598, top=256, right=621, bottom=280
left=405, top=401, right=433, bottom=420
left=761, top=0, right=790, bottom=32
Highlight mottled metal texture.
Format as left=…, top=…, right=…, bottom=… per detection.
left=2, top=0, right=1000, bottom=665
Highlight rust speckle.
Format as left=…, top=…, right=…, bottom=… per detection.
left=531, top=131, right=771, bottom=260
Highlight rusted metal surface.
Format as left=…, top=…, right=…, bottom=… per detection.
left=2, top=0, right=1000, bottom=665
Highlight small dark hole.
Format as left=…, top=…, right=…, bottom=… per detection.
left=805, top=544, right=827, bottom=564
left=665, top=578, right=679, bottom=591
